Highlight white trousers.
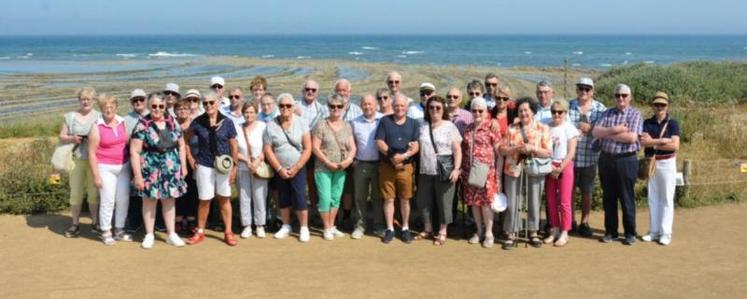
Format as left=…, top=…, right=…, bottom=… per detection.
left=238, top=169, right=268, bottom=227
left=98, top=162, right=131, bottom=231
left=647, top=157, right=676, bottom=236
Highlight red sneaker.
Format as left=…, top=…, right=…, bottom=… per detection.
left=186, top=232, right=205, bottom=245
left=224, top=232, right=238, bottom=246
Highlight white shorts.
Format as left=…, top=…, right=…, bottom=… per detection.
left=195, top=164, right=231, bottom=200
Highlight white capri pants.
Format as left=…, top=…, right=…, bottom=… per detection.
left=238, top=169, right=268, bottom=227
left=647, top=157, right=676, bottom=237
left=195, top=164, right=231, bottom=200
left=98, top=162, right=131, bottom=231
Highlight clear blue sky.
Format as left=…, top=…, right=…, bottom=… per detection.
left=1, top=0, right=745, bottom=35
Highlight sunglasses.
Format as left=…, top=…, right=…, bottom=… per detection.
left=328, top=104, right=344, bottom=110
left=164, top=91, right=179, bottom=97
left=229, top=95, right=241, bottom=100
left=496, top=96, right=510, bottom=102
left=428, top=105, right=442, bottom=111
left=577, top=86, right=592, bottom=92
left=469, top=92, right=481, bottom=97
left=485, top=82, right=498, bottom=87
left=653, top=103, right=668, bottom=108
left=387, top=80, right=400, bottom=84
left=202, top=101, right=217, bottom=107
left=304, top=87, right=317, bottom=92
left=471, top=109, right=484, bottom=114
left=420, top=91, right=433, bottom=96
left=151, top=104, right=166, bottom=110
left=131, top=97, right=145, bottom=103
left=551, top=110, right=565, bottom=115
left=614, top=93, right=629, bottom=99
left=377, top=96, right=389, bottom=100
left=212, top=85, right=224, bottom=89
left=186, top=97, right=200, bottom=103
left=446, top=95, right=459, bottom=99
left=278, top=104, right=294, bottom=109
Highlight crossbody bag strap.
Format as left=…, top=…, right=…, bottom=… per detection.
left=652, top=120, right=670, bottom=154
left=428, top=122, right=439, bottom=155
left=276, top=118, right=302, bottom=153
left=327, top=120, right=346, bottom=158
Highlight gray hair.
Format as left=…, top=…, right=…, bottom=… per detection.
left=537, top=80, right=552, bottom=88
left=551, top=99, right=569, bottom=111
left=614, top=83, right=632, bottom=95
left=202, top=91, right=220, bottom=103
left=394, top=93, right=408, bottom=105
left=470, top=97, right=487, bottom=110
left=334, top=78, right=351, bottom=89
left=276, top=92, right=295, bottom=105
left=327, top=94, right=345, bottom=105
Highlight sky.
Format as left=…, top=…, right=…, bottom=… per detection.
left=1, top=0, right=745, bottom=35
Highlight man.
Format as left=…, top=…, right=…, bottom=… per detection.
left=211, top=76, right=229, bottom=107
left=375, top=95, right=420, bottom=244
left=407, top=82, right=436, bottom=123
left=351, top=94, right=385, bottom=239
left=484, top=73, right=501, bottom=106
left=219, top=87, right=247, bottom=158
left=535, top=80, right=568, bottom=125
left=295, top=80, right=327, bottom=225
left=123, top=88, right=149, bottom=234
left=462, top=80, right=487, bottom=110
left=569, top=77, right=607, bottom=237
left=592, top=84, right=643, bottom=246
left=386, top=71, right=414, bottom=105
left=164, top=82, right=181, bottom=118
left=335, top=78, right=363, bottom=122
left=445, top=87, right=473, bottom=135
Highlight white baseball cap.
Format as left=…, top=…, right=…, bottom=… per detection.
left=210, top=76, right=225, bottom=87
left=129, top=88, right=146, bottom=100
left=164, top=83, right=180, bottom=95
left=184, top=89, right=201, bottom=99
left=419, top=82, right=436, bottom=92
left=576, top=77, right=594, bottom=88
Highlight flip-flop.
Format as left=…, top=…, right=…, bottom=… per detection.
left=414, top=231, right=432, bottom=241
left=433, top=234, right=447, bottom=246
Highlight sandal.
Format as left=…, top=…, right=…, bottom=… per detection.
left=501, top=239, right=514, bottom=250
left=433, top=233, right=447, bottom=246
left=529, top=235, right=543, bottom=248
left=64, top=225, right=80, bottom=238
left=414, top=231, right=433, bottom=241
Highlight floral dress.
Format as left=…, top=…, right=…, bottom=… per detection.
left=461, top=121, right=501, bottom=206
left=132, top=115, right=187, bottom=199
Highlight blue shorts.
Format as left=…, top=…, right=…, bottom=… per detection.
left=277, top=168, right=308, bottom=211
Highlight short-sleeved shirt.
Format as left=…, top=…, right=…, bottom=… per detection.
left=418, top=121, right=462, bottom=175
left=220, top=106, right=247, bottom=168
left=569, top=98, right=607, bottom=167
left=124, top=110, right=149, bottom=136
left=312, top=119, right=353, bottom=172
left=298, top=99, right=329, bottom=129
left=351, top=113, right=383, bottom=161
left=342, top=102, right=363, bottom=122
left=643, top=114, right=681, bottom=157
left=243, top=121, right=266, bottom=160
left=407, top=102, right=425, bottom=122
left=449, top=108, right=474, bottom=135
left=189, top=113, right=237, bottom=168
left=504, top=121, right=551, bottom=178
left=64, top=110, right=101, bottom=160
left=549, top=121, right=580, bottom=162
left=596, top=106, right=643, bottom=154
left=375, top=115, right=420, bottom=164
left=264, top=116, right=308, bottom=168
left=535, top=103, right=571, bottom=125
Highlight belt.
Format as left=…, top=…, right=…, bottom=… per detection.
left=355, top=159, right=380, bottom=163
left=600, top=151, right=636, bottom=159
left=655, top=154, right=675, bottom=160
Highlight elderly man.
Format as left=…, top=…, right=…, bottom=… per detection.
left=568, top=77, right=607, bottom=237
left=375, top=95, right=420, bottom=244
left=535, top=80, right=567, bottom=125
left=386, top=71, right=414, bottom=105
left=445, top=87, right=473, bottom=135
left=462, top=80, right=486, bottom=111
left=164, top=82, right=181, bottom=118
left=407, top=82, right=436, bottom=123
left=335, top=78, right=363, bottom=122
left=295, top=80, right=327, bottom=224
left=351, top=94, right=385, bottom=239
left=484, top=73, right=501, bottom=106
left=592, top=84, right=643, bottom=246
left=123, top=88, right=149, bottom=234
left=210, top=76, right=229, bottom=107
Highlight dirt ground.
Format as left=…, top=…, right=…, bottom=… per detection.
left=1, top=203, right=746, bottom=299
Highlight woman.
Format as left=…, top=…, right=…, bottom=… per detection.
left=640, top=92, right=680, bottom=246
left=238, top=101, right=269, bottom=239
left=250, top=76, right=268, bottom=102
left=60, top=87, right=102, bottom=238
left=130, top=93, right=188, bottom=249
left=184, top=92, right=239, bottom=246
left=174, top=99, right=199, bottom=234
left=417, top=95, right=462, bottom=246
left=543, top=99, right=579, bottom=247
left=87, top=95, right=131, bottom=245
left=501, top=97, right=551, bottom=250
left=461, top=97, right=501, bottom=248
left=258, top=94, right=279, bottom=122
left=311, top=94, right=356, bottom=240
left=264, top=93, right=312, bottom=242
left=492, top=87, right=514, bottom=137
left=376, top=88, right=393, bottom=115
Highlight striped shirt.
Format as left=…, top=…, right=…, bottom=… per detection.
left=596, top=105, right=643, bottom=154
left=569, top=98, right=607, bottom=167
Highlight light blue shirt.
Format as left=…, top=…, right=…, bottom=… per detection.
left=299, top=99, right=328, bottom=129
left=342, top=102, right=363, bottom=122
left=351, top=113, right=383, bottom=161
left=535, top=102, right=570, bottom=125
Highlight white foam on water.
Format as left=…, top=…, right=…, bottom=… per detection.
left=148, top=51, right=196, bottom=57
left=361, top=46, right=378, bottom=50
left=401, top=50, right=423, bottom=55
left=116, top=53, right=137, bottom=58
left=72, top=54, right=90, bottom=57
left=348, top=51, right=364, bottom=56
left=396, top=55, right=407, bottom=58
left=573, top=51, right=584, bottom=55
left=296, top=56, right=310, bottom=59
left=600, top=63, right=613, bottom=67
left=571, top=63, right=581, bottom=67
left=625, top=52, right=633, bottom=55
left=524, top=51, right=532, bottom=55
left=623, top=60, right=629, bottom=64
left=261, top=54, right=275, bottom=58
left=644, top=60, right=655, bottom=64
left=0, top=56, right=10, bottom=60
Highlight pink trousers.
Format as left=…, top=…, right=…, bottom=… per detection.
left=545, top=161, right=574, bottom=231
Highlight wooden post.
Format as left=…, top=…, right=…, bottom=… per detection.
left=683, top=159, right=692, bottom=186
left=563, top=58, right=569, bottom=99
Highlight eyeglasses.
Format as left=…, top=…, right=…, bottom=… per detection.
left=328, top=104, right=344, bottom=110
left=496, top=96, right=510, bottom=102
left=164, top=91, right=179, bottom=97
left=151, top=104, right=166, bottom=110
left=428, top=105, right=443, bottom=111
left=131, top=97, right=145, bottom=103
left=211, top=85, right=224, bottom=89
left=468, top=92, right=481, bottom=97
left=471, top=109, right=484, bottom=114
left=304, top=87, right=317, bottom=92
left=577, top=86, right=592, bottom=92
left=446, top=95, right=459, bottom=99
left=278, top=104, right=294, bottom=109
left=387, top=80, right=400, bottom=84
left=420, top=91, right=433, bottom=97
left=614, top=93, right=629, bottom=99
left=377, top=96, right=389, bottom=100
left=485, top=82, right=498, bottom=87
left=653, top=103, right=668, bottom=108
left=203, top=101, right=217, bottom=107
left=186, top=97, right=200, bottom=103
left=551, top=110, right=565, bottom=115
left=229, top=95, right=241, bottom=100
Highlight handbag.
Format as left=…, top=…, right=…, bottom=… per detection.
left=520, top=123, right=552, bottom=177
left=467, top=127, right=490, bottom=188
left=638, top=120, right=669, bottom=180
left=51, top=143, right=76, bottom=173
left=428, top=122, right=454, bottom=181
left=210, top=119, right=234, bottom=175
left=245, top=124, right=274, bottom=179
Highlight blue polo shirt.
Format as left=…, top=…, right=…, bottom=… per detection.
left=189, top=113, right=237, bottom=168
left=643, top=114, right=680, bottom=157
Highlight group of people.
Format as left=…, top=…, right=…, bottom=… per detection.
left=59, top=71, right=681, bottom=249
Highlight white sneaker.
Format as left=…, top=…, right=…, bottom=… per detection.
left=641, top=233, right=660, bottom=242
left=299, top=226, right=310, bottom=243
left=101, top=232, right=116, bottom=246
left=332, top=226, right=345, bottom=238
left=659, top=234, right=672, bottom=246
left=166, top=233, right=185, bottom=247
left=351, top=227, right=365, bottom=239
left=323, top=229, right=334, bottom=241
left=141, top=233, right=155, bottom=249
left=256, top=226, right=266, bottom=238
left=274, top=224, right=291, bottom=239
left=240, top=226, right=253, bottom=239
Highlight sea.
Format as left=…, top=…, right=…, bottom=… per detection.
left=1, top=34, right=746, bottom=73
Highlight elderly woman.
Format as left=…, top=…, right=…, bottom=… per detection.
left=501, top=97, right=552, bottom=250
left=174, top=99, right=199, bottom=234
left=184, top=92, right=239, bottom=246
left=87, top=95, right=131, bottom=245
left=183, top=89, right=204, bottom=118
left=264, top=93, right=313, bottom=242
left=376, top=88, right=393, bottom=115
left=238, top=101, right=269, bottom=239
left=258, top=94, right=279, bottom=122
left=463, top=80, right=485, bottom=110
left=640, top=92, right=681, bottom=246
left=130, top=93, right=188, bottom=249
left=543, top=99, right=579, bottom=247
left=311, top=94, right=357, bottom=240
left=60, top=87, right=102, bottom=238
left=417, top=95, right=462, bottom=246
left=461, top=97, right=501, bottom=248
